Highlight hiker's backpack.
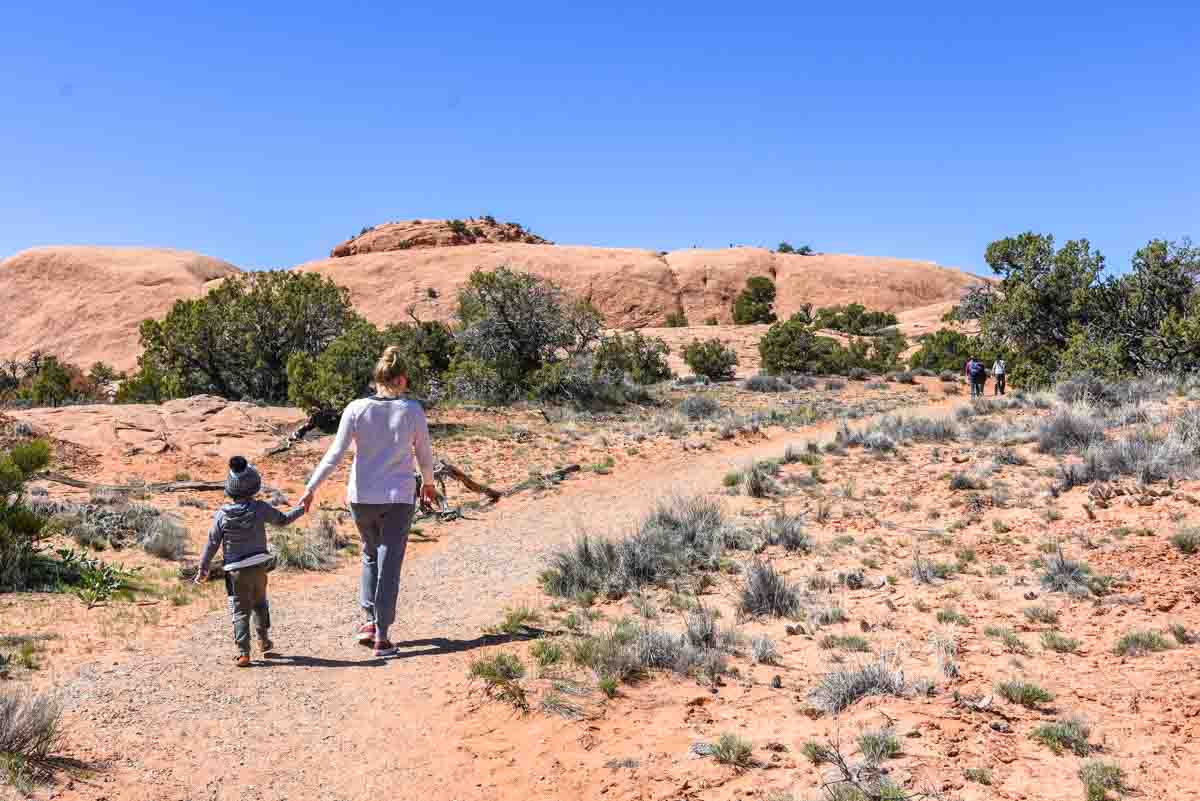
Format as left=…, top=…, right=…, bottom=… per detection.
left=969, top=361, right=985, bottom=379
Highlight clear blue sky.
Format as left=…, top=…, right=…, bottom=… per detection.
left=2, top=1, right=1196, bottom=275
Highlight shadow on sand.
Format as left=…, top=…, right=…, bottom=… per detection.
left=254, top=628, right=545, bottom=669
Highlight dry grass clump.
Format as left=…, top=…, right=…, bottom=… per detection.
left=1031, top=716, right=1093, bottom=756
left=541, top=495, right=727, bottom=600
left=710, top=733, right=754, bottom=767
left=809, top=652, right=907, bottom=714
left=857, top=727, right=901, bottom=763
left=1113, top=629, right=1172, bottom=657
left=996, top=678, right=1054, bottom=708
left=1041, top=630, right=1081, bottom=653
left=1171, top=526, right=1200, bottom=554
left=469, top=652, right=528, bottom=712
left=679, top=395, right=721, bottom=420
left=140, top=516, right=187, bottom=560
left=0, top=690, right=62, bottom=792
left=739, top=561, right=803, bottom=618
left=1079, top=760, right=1130, bottom=801
left=763, top=510, right=811, bottom=552
left=742, top=375, right=792, bottom=393
left=1037, top=404, right=1106, bottom=454
left=273, top=520, right=338, bottom=571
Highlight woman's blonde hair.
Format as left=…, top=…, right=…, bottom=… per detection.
left=373, top=345, right=409, bottom=389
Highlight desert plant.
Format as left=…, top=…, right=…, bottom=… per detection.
left=809, top=652, right=907, bottom=714
left=857, top=727, right=901, bottom=763
left=1024, top=604, right=1060, bottom=624
left=819, top=634, right=871, bottom=652
left=750, top=635, right=779, bottom=665
left=272, top=523, right=338, bottom=571
left=1041, top=630, right=1081, bottom=653
left=1037, top=405, right=1107, bottom=454
left=1114, top=629, right=1172, bottom=657
left=732, top=277, right=777, bottom=325
left=963, top=767, right=993, bottom=785
left=1171, top=526, right=1200, bottom=554
left=139, top=516, right=187, bottom=560
left=739, top=561, right=802, bottom=617
left=996, top=678, right=1054, bottom=708
left=593, top=331, right=672, bottom=385
left=742, top=374, right=791, bottom=393
left=1040, top=548, right=1095, bottom=596
left=683, top=339, right=738, bottom=381
left=469, top=652, right=528, bottom=711
left=710, top=733, right=754, bottom=767
left=1079, top=760, right=1129, bottom=801
left=679, top=394, right=721, bottom=420
left=1031, top=716, right=1092, bottom=756
left=664, top=310, right=688, bottom=328
left=0, top=690, right=62, bottom=791
left=530, top=639, right=563, bottom=667
left=764, top=511, right=810, bottom=552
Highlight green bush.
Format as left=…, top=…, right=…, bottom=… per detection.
left=287, top=318, right=454, bottom=419
left=732, top=277, right=777, bottom=325
left=683, top=339, right=738, bottom=380
left=453, top=267, right=604, bottom=402
left=0, top=441, right=51, bottom=592
left=664, top=310, right=689, bottom=327
left=758, top=307, right=847, bottom=375
left=593, top=332, right=671, bottom=385
left=133, top=271, right=358, bottom=403
left=814, top=304, right=898, bottom=334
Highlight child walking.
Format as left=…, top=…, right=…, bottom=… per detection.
left=196, top=456, right=305, bottom=667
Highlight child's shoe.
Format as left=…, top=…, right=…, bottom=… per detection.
left=259, top=636, right=274, bottom=654
left=356, top=622, right=376, bottom=645
left=235, top=654, right=251, bottom=668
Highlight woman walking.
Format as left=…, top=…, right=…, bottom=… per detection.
left=299, top=346, right=437, bottom=657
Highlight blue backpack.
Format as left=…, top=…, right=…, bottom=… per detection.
left=969, top=361, right=985, bottom=380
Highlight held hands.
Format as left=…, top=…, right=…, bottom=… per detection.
left=193, top=569, right=208, bottom=585
left=299, top=489, right=314, bottom=514
left=421, top=483, right=439, bottom=507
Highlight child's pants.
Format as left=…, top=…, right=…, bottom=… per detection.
left=351, top=502, right=415, bottom=643
left=226, top=566, right=270, bottom=655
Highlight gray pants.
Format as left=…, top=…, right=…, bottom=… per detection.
left=350, top=502, right=415, bottom=642
left=226, top=566, right=270, bottom=656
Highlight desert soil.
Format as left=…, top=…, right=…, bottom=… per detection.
left=6, top=381, right=1200, bottom=801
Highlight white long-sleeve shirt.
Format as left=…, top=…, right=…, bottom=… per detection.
left=305, top=396, right=435, bottom=504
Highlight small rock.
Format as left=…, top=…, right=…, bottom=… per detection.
left=990, top=721, right=1011, bottom=733
left=1023, top=591, right=1038, bottom=600
left=771, top=675, right=783, bottom=689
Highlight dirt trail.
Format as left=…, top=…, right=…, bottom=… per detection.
left=55, top=400, right=958, bottom=801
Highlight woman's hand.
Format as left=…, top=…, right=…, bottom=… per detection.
left=194, top=569, right=208, bottom=585
left=299, top=489, right=315, bottom=513
left=421, top=483, right=439, bottom=506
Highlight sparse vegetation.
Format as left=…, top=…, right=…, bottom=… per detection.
left=809, top=653, right=907, bottom=714
left=1032, top=716, right=1093, bottom=756
left=710, top=733, right=754, bottom=767
left=1079, top=760, right=1130, bottom=801
left=1042, top=631, right=1081, bottom=653
left=996, top=678, right=1054, bottom=708
left=0, top=690, right=62, bottom=793
left=469, top=652, right=528, bottom=712
left=1114, top=629, right=1172, bottom=657
left=739, top=561, right=802, bottom=618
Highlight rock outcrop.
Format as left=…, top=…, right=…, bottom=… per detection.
left=0, top=246, right=239, bottom=371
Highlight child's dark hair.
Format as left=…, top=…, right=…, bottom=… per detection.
left=230, top=456, right=248, bottom=473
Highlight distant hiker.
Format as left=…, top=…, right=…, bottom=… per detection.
left=992, top=358, right=1007, bottom=395
left=196, top=456, right=305, bottom=667
left=965, top=357, right=987, bottom=398
left=300, top=346, right=437, bottom=658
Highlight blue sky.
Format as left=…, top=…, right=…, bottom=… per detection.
left=1, top=1, right=1196, bottom=275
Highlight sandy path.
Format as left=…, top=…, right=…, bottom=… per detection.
left=55, top=400, right=956, bottom=801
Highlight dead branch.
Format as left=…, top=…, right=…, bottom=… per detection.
left=36, top=471, right=226, bottom=493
